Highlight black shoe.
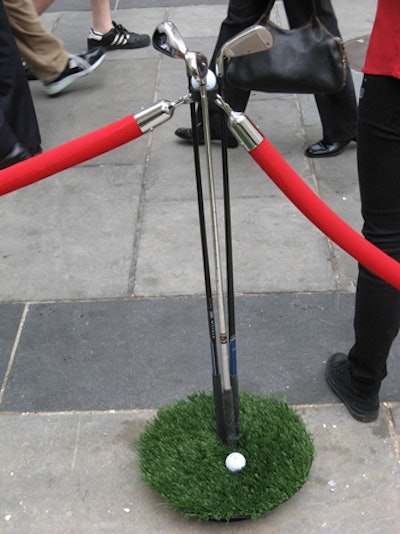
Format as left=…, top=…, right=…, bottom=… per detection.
left=44, top=47, right=106, bottom=96
left=305, top=138, right=356, bottom=158
left=87, top=21, right=150, bottom=50
left=175, top=124, right=239, bottom=148
left=325, top=353, right=379, bottom=422
left=29, top=145, right=43, bottom=157
left=0, top=142, right=31, bottom=170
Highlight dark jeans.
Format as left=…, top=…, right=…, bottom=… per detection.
left=349, top=75, right=400, bottom=395
left=0, top=0, right=41, bottom=155
left=206, top=0, right=357, bottom=143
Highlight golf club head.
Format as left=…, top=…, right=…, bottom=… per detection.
left=216, top=24, right=273, bottom=77
left=152, top=21, right=188, bottom=59
left=185, top=50, right=209, bottom=83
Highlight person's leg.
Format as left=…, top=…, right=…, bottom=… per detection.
left=326, top=75, right=400, bottom=421
left=312, top=0, right=357, bottom=145
left=208, top=0, right=267, bottom=113
left=349, top=74, right=400, bottom=393
left=284, top=0, right=357, bottom=152
left=34, top=0, right=112, bottom=29
left=0, top=113, right=19, bottom=158
left=90, top=0, right=113, bottom=34
left=0, top=0, right=41, bottom=159
left=4, top=0, right=69, bottom=84
left=175, top=0, right=266, bottom=145
left=5, top=0, right=107, bottom=96
left=87, top=0, right=149, bottom=50
left=209, top=0, right=268, bottom=72
left=32, top=0, right=54, bottom=15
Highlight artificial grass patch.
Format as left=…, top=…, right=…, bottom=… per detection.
left=137, top=392, right=313, bottom=521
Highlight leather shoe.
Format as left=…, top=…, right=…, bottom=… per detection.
left=30, top=145, right=43, bottom=157
left=0, top=142, right=31, bottom=170
left=175, top=124, right=239, bottom=148
left=305, top=138, right=356, bottom=158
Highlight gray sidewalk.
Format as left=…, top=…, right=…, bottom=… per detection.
left=1, top=1, right=400, bottom=532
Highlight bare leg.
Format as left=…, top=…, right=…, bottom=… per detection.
left=33, top=0, right=54, bottom=15
left=87, top=0, right=150, bottom=50
left=90, top=0, right=113, bottom=34
left=34, top=0, right=113, bottom=34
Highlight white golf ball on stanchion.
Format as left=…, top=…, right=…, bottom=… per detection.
left=225, top=452, right=246, bottom=472
left=190, top=70, right=218, bottom=92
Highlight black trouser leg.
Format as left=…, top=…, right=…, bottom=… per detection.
left=199, top=0, right=357, bottom=143
left=199, top=0, right=266, bottom=128
left=0, top=0, right=41, bottom=154
left=284, top=0, right=357, bottom=143
left=349, top=75, right=400, bottom=395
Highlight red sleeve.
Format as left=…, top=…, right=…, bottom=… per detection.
left=363, top=0, right=400, bottom=79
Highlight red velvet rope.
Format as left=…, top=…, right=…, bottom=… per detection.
left=0, top=115, right=142, bottom=196
left=1, top=113, right=399, bottom=289
left=250, top=138, right=400, bottom=290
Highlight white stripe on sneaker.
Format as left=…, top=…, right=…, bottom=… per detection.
left=111, top=34, right=128, bottom=47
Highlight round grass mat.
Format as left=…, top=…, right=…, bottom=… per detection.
left=137, top=392, right=314, bottom=521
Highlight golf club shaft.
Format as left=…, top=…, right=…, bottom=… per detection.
left=220, top=104, right=240, bottom=438
left=189, top=98, right=225, bottom=444
left=200, top=83, right=236, bottom=448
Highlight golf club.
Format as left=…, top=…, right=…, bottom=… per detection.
left=153, top=22, right=210, bottom=83
left=152, top=21, right=188, bottom=59
left=216, top=24, right=273, bottom=79
left=191, top=108, right=226, bottom=443
left=152, top=21, right=231, bottom=443
left=188, top=91, right=226, bottom=444
left=185, top=50, right=209, bottom=83
left=219, top=100, right=240, bottom=436
left=215, top=27, right=274, bottom=435
left=198, top=78, right=237, bottom=447
left=183, top=42, right=230, bottom=444
left=188, top=50, right=238, bottom=445
left=214, top=28, right=273, bottom=437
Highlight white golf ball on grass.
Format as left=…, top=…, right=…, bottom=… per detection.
left=225, top=452, right=246, bottom=472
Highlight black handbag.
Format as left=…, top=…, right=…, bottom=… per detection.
left=225, top=0, right=348, bottom=94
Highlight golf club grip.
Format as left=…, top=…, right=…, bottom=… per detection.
left=213, top=374, right=226, bottom=443
left=220, top=105, right=240, bottom=438
left=219, top=107, right=236, bottom=345
left=229, top=335, right=239, bottom=433
left=223, top=388, right=237, bottom=448
left=188, top=99, right=220, bottom=360
left=230, top=374, right=240, bottom=434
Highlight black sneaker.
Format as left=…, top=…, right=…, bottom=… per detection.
left=44, top=47, right=106, bottom=96
left=87, top=21, right=150, bottom=51
left=325, top=353, right=379, bottom=422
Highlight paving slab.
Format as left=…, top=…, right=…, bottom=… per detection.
left=0, top=166, right=142, bottom=301
left=0, top=304, right=25, bottom=385
left=1, top=406, right=399, bottom=533
left=1, top=294, right=399, bottom=414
